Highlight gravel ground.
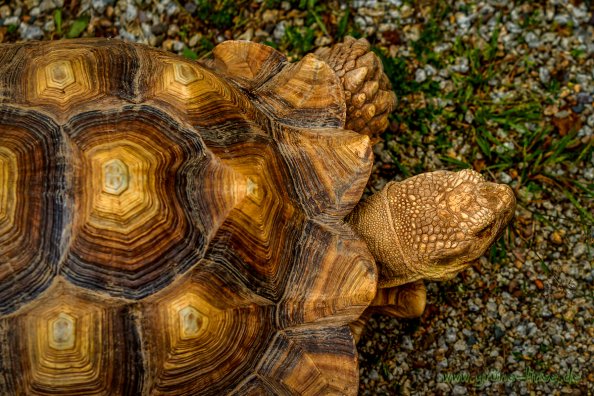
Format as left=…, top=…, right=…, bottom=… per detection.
left=1, top=0, right=592, bottom=395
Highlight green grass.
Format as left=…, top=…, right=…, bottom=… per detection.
left=53, top=9, right=62, bottom=36
left=192, top=0, right=247, bottom=30
left=274, top=0, right=337, bottom=58
left=372, top=6, right=593, bottom=243
left=281, top=25, right=317, bottom=56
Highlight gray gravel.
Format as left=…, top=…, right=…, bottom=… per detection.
left=354, top=1, right=593, bottom=395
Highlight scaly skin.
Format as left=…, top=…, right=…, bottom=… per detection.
left=347, top=169, right=516, bottom=288
left=347, top=170, right=514, bottom=340
left=317, top=39, right=516, bottom=324
left=349, top=281, right=426, bottom=342
left=315, top=37, right=397, bottom=137
left=317, top=39, right=516, bottom=331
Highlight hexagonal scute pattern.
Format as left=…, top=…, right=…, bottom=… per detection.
left=29, top=55, right=95, bottom=111
left=0, top=39, right=377, bottom=395
left=0, top=282, right=142, bottom=395
left=140, top=261, right=275, bottom=394
left=0, top=107, right=64, bottom=315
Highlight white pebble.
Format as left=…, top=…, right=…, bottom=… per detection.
left=415, top=68, right=427, bottom=83
left=539, top=67, right=551, bottom=84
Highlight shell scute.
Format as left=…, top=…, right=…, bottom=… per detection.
left=275, top=126, right=372, bottom=221
left=254, top=53, right=346, bottom=129
left=18, top=40, right=140, bottom=117
left=141, top=260, right=275, bottom=395
left=140, top=50, right=272, bottom=132
left=0, top=39, right=378, bottom=396
left=0, top=107, right=65, bottom=315
left=211, top=40, right=287, bottom=90
left=0, top=281, right=142, bottom=395
left=205, top=135, right=303, bottom=302
left=61, top=106, right=244, bottom=299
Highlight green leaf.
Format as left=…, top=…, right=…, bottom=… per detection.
left=182, top=47, right=198, bottom=60
left=67, top=16, right=89, bottom=38
left=439, top=156, right=471, bottom=169
left=539, top=260, right=550, bottom=274
left=475, top=133, right=492, bottom=158
left=337, top=8, right=350, bottom=39
left=54, top=9, right=62, bottom=35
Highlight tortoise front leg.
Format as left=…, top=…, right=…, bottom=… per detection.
left=369, top=280, right=426, bottom=318
left=350, top=281, right=426, bottom=343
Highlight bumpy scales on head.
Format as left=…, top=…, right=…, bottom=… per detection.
left=347, top=169, right=516, bottom=288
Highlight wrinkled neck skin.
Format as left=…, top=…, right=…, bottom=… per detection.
left=346, top=170, right=516, bottom=288
left=346, top=187, right=415, bottom=288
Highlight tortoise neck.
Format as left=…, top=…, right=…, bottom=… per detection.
left=346, top=186, right=419, bottom=288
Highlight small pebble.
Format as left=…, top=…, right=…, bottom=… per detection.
left=453, top=339, right=467, bottom=352
left=550, top=231, right=563, bottom=245
left=445, top=327, right=457, bottom=343
left=19, top=23, right=43, bottom=40
left=493, top=325, right=505, bottom=340
left=539, top=67, right=551, bottom=84
left=499, top=172, right=512, bottom=184
left=541, top=306, right=552, bottom=318
left=572, top=243, right=586, bottom=258
left=415, top=68, right=427, bottom=83
left=0, top=5, right=11, bottom=18
left=563, top=306, right=578, bottom=322
left=451, top=57, right=469, bottom=74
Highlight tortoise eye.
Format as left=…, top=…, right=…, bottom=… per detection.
left=474, top=222, right=494, bottom=238
left=433, top=243, right=471, bottom=266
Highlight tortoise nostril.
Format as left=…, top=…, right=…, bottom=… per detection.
left=493, top=184, right=516, bottom=213
left=479, top=183, right=515, bottom=211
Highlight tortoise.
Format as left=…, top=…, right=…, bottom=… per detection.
left=0, top=37, right=515, bottom=395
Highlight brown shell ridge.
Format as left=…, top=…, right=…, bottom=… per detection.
left=251, top=52, right=347, bottom=129
left=275, top=219, right=376, bottom=330
left=203, top=137, right=305, bottom=302
left=230, top=374, right=278, bottom=395
left=252, top=326, right=358, bottom=395
left=0, top=105, right=65, bottom=315
left=274, top=124, right=373, bottom=221
left=209, top=40, right=288, bottom=91
left=0, top=43, right=29, bottom=105
left=190, top=116, right=273, bottom=153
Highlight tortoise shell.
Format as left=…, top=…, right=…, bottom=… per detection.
left=0, top=39, right=377, bottom=395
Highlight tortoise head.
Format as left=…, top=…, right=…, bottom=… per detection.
left=347, top=169, right=516, bottom=287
